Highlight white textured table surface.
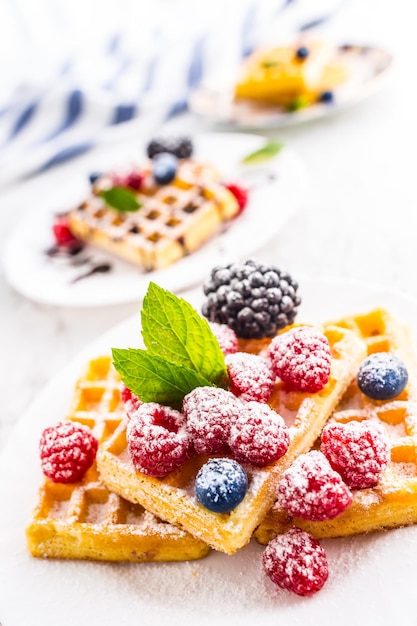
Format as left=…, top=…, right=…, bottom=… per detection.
left=1, top=0, right=416, bottom=452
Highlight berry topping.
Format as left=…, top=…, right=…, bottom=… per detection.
left=120, top=383, right=142, bottom=415
left=229, top=401, right=290, bottom=466
left=147, top=136, right=193, bottom=160
left=195, top=458, right=248, bottom=513
left=321, top=421, right=390, bottom=489
left=209, top=322, right=238, bottom=356
left=202, top=260, right=301, bottom=339
left=89, top=172, right=102, bottom=185
left=39, top=421, right=98, bottom=483
left=127, top=403, right=192, bottom=477
left=318, top=90, right=334, bottom=104
left=268, top=326, right=331, bottom=392
left=182, top=387, right=240, bottom=454
left=295, top=46, right=310, bottom=60
left=224, top=183, right=249, bottom=213
left=277, top=450, right=352, bottom=521
left=357, top=352, right=408, bottom=400
left=262, top=528, right=329, bottom=596
left=152, top=152, right=178, bottom=185
left=52, top=215, right=78, bottom=247
left=122, top=170, right=144, bottom=191
left=226, top=352, right=275, bottom=402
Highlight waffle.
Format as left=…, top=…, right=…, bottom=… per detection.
left=97, top=324, right=366, bottom=555
left=26, top=356, right=210, bottom=562
left=234, top=41, right=348, bottom=107
left=67, top=160, right=239, bottom=271
left=255, top=308, right=417, bottom=543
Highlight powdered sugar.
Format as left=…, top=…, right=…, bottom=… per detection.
left=209, top=322, right=238, bottom=356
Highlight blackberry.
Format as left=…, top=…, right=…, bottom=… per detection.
left=146, top=136, right=194, bottom=160
left=202, top=260, right=301, bottom=339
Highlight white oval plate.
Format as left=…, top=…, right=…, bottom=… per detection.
left=2, top=133, right=305, bottom=307
left=189, top=45, right=393, bottom=129
left=1, top=276, right=417, bottom=626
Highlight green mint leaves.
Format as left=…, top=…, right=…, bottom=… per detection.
left=241, top=140, right=283, bottom=164
left=112, top=283, right=229, bottom=410
left=100, top=186, right=142, bottom=212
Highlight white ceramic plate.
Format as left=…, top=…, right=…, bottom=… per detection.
left=189, top=45, right=393, bottom=129
left=2, top=276, right=417, bottom=626
left=2, top=133, right=305, bottom=307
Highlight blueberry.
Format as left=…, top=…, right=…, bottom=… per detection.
left=357, top=353, right=408, bottom=400
left=318, top=90, right=334, bottom=104
left=152, top=153, right=178, bottom=185
left=295, top=46, right=309, bottom=60
left=89, top=172, right=102, bottom=185
left=195, top=458, right=248, bottom=513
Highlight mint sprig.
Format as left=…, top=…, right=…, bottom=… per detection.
left=112, top=349, right=212, bottom=410
left=112, top=282, right=229, bottom=409
left=241, top=140, right=283, bottom=164
left=100, top=186, right=142, bottom=212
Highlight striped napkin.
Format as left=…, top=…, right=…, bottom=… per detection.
left=0, top=0, right=346, bottom=186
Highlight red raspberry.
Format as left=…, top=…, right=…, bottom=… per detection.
left=120, top=383, right=142, bottom=416
left=262, top=528, right=329, bottom=596
left=52, top=216, right=78, bottom=246
left=268, top=326, right=331, bottom=393
left=39, top=421, right=98, bottom=483
left=224, top=183, right=249, bottom=213
left=321, top=420, right=390, bottom=489
left=209, top=322, right=238, bottom=356
left=226, top=352, right=275, bottom=402
left=123, top=171, right=144, bottom=191
left=277, top=450, right=352, bottom=521
left=127, top=403, right=192, bottom=477
left=229, top=401, right=290, bottom=466
left=182, top=387, right=240, bottom=454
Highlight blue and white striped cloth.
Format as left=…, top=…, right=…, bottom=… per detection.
left=0, top=0, right=346, bottom=186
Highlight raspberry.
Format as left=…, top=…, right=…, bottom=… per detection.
left=268, top=326, right=331, bottom=392
left=229, top=401, right=290, bottom=466
left=182, top=387, right=240, bottom=454
left=224, top=183, right=249, bottom=213
left=120, top=384, right=141, bottom=416
left=39, top=421, right=98, bottom=483
left=277, top=450, right=352, bottom=521
left=127, top=403, right=192, bottom=477
left=52, top=216, right=78, bottom=246
left=262, top=528, right=329, bottom=596
left=209, top=322, right=238, bottom=356
left=321, top=420, right=390, bottom=489
left=123, top=171, right=143, bottom=191
left=226, top=352, right=275, bottom=402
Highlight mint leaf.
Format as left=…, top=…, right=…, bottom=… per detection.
left=141, top=282, right=228, bottom=388
left=100, top=187, right=142, bottom=212
left=112, top=348, right=212, bottom=410
left=241, top=140, right=283, bottom=164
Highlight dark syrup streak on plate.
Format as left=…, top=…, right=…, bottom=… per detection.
left=45, top=242, right=113, bottom=284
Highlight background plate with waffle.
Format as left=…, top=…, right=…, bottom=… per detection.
left=3, top=132, right=305, bottom=307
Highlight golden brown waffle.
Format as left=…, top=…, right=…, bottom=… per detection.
left=67, top=160, right=239, bottom=271
left=26, top=356, right=210, bottom=562
left=97, top=325, right=366, bottom=555
left=234, top=41, right=348, bottom=107
left=255, top=308, right=417, bottom=543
